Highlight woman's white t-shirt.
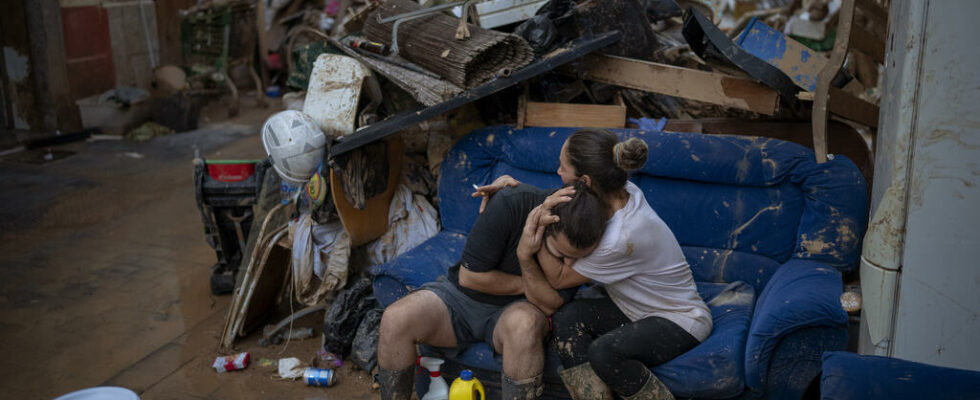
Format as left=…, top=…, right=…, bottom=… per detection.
left=572, top=181, right=712, bottom=342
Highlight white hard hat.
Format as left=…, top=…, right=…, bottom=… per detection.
left=261, top=110, right=327, bottom=185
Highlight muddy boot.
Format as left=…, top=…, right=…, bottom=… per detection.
left=623, top=372, right=674, bottom=400
left=558, top=363, right=614, bottom=400
left=378, top=365, right=415, bottom=400
left=502, top=373, right=543, bottom=400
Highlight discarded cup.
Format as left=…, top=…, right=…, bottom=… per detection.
left=304, top=367, right=337, bottom=387
left=212, top=352, right=250, bottom=372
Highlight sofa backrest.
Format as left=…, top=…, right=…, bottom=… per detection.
left=438, top=126, right=867, bottom=289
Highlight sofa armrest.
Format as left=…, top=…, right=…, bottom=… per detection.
left=744, top=259, right=848, bottom=392
left=371, top=231, right=467, bottom=307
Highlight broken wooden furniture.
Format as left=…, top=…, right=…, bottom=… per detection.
left=563, top=54, right=781, bottom=115
left=371, top=125, right=868, bottom=399
left=327, top=30, right=621, bottom=158
left=364, top=0, right=534, bottom=89
left=812, top=0, right=888, bottom=162
left=517, top=91, right=627, bottom=129
left=220, top=203, right=291, bottom=348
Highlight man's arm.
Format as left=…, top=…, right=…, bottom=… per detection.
left=458, top=267, right=524, bottom=296
left=518, top=254, right=565, bottom=316
left=536, top=247, right=591, bottom=289
left=516, top=200, right=578, bottom=316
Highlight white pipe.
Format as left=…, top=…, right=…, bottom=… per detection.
left=137, top=0, right=158, bottom=68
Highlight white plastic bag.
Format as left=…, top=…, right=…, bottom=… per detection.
left=365, top=184, right=440, bottom=265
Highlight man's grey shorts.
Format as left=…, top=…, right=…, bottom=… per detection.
left=418, top=275, right=518, bottom=348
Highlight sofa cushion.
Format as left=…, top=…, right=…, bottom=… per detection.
left=683, top=246, right=783, bottom=294
left=372, top=231, right=466, bottom=307
left=653, top=281, right=756, bottom=399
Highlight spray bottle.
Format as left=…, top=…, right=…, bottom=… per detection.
left=418, top=356, right=449, bottom=400
left=449, top=369, right=485, bottom=400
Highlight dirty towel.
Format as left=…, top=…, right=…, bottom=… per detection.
left=290, top=213, right=351, bottom=306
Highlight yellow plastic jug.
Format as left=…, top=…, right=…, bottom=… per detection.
left=449, top=369, right=485, bottom=400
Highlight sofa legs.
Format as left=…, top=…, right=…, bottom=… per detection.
left=559, top=363, right=614, bottom=400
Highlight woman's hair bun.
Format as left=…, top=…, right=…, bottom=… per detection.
left=613, top=137, right=648, bottom=172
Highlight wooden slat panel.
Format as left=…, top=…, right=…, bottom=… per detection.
left=828, top=86, right=880, bottom=128
left=524, top=102, right=626, bottom=128
left=568, top=54, right=780, bottom=115
left=849, top=24, right=887, bottom=64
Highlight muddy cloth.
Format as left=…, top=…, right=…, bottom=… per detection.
left=553, top=296, right=700, bottom=396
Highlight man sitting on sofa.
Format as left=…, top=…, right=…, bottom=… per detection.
left=377, top=181, right=605, bottom=400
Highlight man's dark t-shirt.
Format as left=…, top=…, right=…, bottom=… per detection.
left=447, top=184, right=578, bottom=306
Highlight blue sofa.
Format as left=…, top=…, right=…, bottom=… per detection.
left=371, top=126, right=867, bottom=399
left=820, top=352, right=980, bottom=399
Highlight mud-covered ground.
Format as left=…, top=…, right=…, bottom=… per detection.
left=0, top=98, right=377, bottom=399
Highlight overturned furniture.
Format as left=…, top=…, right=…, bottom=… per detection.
left=372, top=125, right=868, bottom=399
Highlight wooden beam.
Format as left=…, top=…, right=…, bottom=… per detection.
left=850, top=24, right=887, bottom=64
left=828, top=86, right=879, bottom=128
left=566, top=54, right=780, bottom=115
left=154, top=0, right=196, bottom=66
left=524, top=101, right=626, bottom=129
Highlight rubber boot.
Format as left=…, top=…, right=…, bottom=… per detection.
left=558, top=363, right=614, bottom=400
left=378, top=365, right=414, bottom=400
left=502, top=373, right=543, bottom=400
left=623, top=372, right=675, bottom=400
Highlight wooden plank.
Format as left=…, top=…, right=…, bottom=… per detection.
left=154, top=0, right=196, bottom=66
left=524, top=102, right=625, bottom=128
left=567, top=54, right=779, bottom=115
left=330, top=139, right=403, bottom=247
left=849, top=24, right=887, bottom=64
left=328, top=31, right=621, bottom=158
left=828, top=86, right=879, bottom=128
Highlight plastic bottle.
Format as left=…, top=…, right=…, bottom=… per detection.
left=449, top=369, right=485, bottom=400
left=419, top=357, right=449, bottom=400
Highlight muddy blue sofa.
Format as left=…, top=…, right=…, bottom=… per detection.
left=371, top=126, right=867, bottom=399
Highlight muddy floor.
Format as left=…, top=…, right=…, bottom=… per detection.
left=0, top=99, right=377, bottom=399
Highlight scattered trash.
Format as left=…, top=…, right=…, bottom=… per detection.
left=304, top=367, right=337, bottom=387
left=322, top=276, right=378, bottom=358
left=212, top=352, right=250, bottom=373
left=122, top=152, right=144, bottom=159
left=316, top=350, right=345, bottom=369
left=257, top=358, right=278, bottom=369
left=126, top=121, right=174, bottom=142
left=277, top=357, right=305, bottom=379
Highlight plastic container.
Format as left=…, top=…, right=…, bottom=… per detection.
left=206, top=160, right=257, bottom=182
left=450, top=369, right=485, bottom=400
left=304, top=367, right=336, bottom=387
left=76, top=94, right=152, bottom=135
left=420, top=357, right=449, bottom=400
left=53, top=387, right=140, bottom=400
